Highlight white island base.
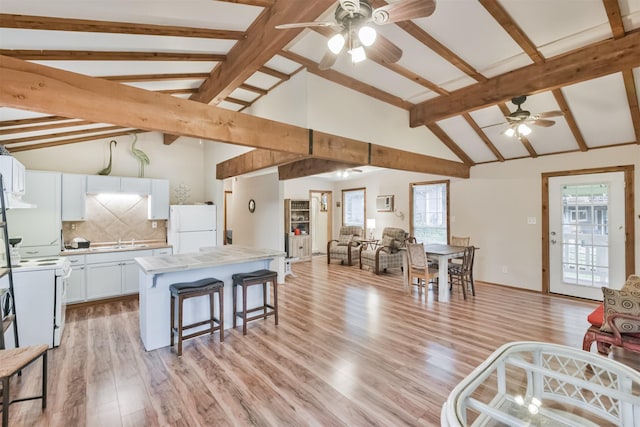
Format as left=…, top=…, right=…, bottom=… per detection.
left=136, top=246, right=284, bottom=351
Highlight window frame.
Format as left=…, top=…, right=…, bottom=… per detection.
left=341, top=187, right=366, bottom=229
left=409, top=180, right=450, bottom=244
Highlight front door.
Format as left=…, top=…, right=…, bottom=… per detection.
left=548, top=171, right=626, bottom=299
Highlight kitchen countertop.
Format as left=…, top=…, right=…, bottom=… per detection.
left=60, top=241, right=171, bottom=256
left=135, top=245, right=285, bottom=274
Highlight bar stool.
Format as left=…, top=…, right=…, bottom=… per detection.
left=232, top=269, right=278, bottom=335
left=1, top=344, right=48, bottom=427
left=170, top=277, right=224, bottom=357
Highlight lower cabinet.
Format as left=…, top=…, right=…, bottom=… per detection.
left=288, top=235, right=311, bottom=260
left=86, top=262, right=122, bottom=300
left=66, top=255, right=86, bottom=304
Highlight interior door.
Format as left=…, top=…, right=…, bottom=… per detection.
left=548, top=172, right=626, bottom=299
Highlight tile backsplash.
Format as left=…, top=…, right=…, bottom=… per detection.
left=63, top=194, right=166, bottom=246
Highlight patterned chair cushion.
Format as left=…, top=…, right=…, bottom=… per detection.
left=379, top=235, right=395, bottom=253
left=622, top=275, right=640, bottom=292
left=601, top=287, right=640, bottom=333
left=337, top=234, right=353, bottom=246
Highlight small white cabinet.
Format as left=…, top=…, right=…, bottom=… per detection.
left=148, top=179, right=170, bottom=219
left=83, top=249, right=154, bottom=301
left=86, top=175, right=150, bottom=195
left=66, top=255, right=86, bottom=303
left=62, top=173, right=87, bottom=221
left=0, top=156, right=26, bottom=195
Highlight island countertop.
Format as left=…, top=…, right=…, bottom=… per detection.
left=135, top=245, right=285, bottom=274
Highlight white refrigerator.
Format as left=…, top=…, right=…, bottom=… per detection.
left=167, top=205, right=217, bottom=254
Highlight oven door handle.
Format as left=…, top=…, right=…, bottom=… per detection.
left=60, top=269, right=72, bottom=280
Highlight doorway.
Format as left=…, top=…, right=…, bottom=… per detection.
left=309, top=190, right=332, bottom=255
left=542, top=166, right=635, bottom=299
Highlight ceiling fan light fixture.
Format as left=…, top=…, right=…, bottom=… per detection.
left=358, top=25, right=376, bottom=46
left=349, top=46, right=366, bottom=63
left=504, top=127, right=515, bottom=137
left=518, top=124, right=532, bottom=136
left=328, top=33, right=346, bottom=54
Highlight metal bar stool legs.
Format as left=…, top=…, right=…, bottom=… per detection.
left=232, top=270, right=278, bottom=335
left=170, top=278, right=224, bottom=357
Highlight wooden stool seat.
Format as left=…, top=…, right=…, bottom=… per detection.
left=170, top=278, right=224, bottom=357
left=232, top=270, right=278, bottom=335
left=1, top=344, right=48, bottom=427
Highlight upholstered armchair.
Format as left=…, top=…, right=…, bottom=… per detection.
left=360, top=227, right=408, bottom=275
left=327, top=226, right=364, bottom=266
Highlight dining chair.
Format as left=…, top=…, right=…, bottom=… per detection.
left=448, top=246, right=476, bottom=299
left=406, top=243, right=439, bottom=296
left=451, top=236, right=470, bottom=246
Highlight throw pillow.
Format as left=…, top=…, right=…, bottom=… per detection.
left=601, top=287, right=640, bottom=333
left=337, top=234, right=353, bottom=246
left=622, top=274, right=640, bottom=294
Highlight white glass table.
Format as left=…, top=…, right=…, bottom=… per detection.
left=441, top=341, right=640, bottom=426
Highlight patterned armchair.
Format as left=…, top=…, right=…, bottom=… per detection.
left=327, top=226, right=364, bottom=266
left=360, top=227, right=408, bottom=275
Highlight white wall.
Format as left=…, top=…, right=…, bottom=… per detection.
left=13, top=131, right=207, bottom=205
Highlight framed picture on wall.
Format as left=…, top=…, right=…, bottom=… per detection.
left=376, top=195, right=394, bottom=212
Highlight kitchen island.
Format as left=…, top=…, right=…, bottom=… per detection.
left=136, top=245, right=285, bottom=351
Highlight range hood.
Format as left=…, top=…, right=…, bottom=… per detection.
left=4, top=192, right=36, bottom=209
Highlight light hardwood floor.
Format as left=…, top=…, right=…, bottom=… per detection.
left=5, top=257, right=639, bottom=426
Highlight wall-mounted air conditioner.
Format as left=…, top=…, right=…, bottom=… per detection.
left=376, top=195, right=394, bottom=212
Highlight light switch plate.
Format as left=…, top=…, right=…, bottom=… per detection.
left=527, top=217, right=536, bottom=225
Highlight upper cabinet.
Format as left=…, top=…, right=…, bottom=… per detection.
left=0, top=156, right=26, bottom=195
left=148, top=179, right=169, bottom=220
left=86, top=175, right=150, bottom=195
left=62, top=173, right=87, bottom=221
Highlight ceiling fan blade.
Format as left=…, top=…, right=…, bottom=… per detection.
left=480, top=121, right=508, bottom=129
left=275, top=21, right=336, bottom=30
left=339, top=0, right=361, bottom=14
left=372, top=0, right=437, bottom=25
left=537, top=110, right=564, bottom=118
left=364, top=34, right=402, bottom=63
left=530, top=119, right=556, bottom=127
left=318, top=50, right=338, bottom=70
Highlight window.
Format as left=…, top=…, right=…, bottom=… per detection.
left=342, top=188, right=365, bottom=229
left=411, top=181, right=449, bottom=244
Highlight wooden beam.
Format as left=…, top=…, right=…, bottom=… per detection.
left=104, top=73, right=210, bottom=82
left=551, top=89, right=588, bottom=151
left=0, top=119, right=93, bottom=135
left=0, top=14, right=245, bottom=39
left=0, top=115, right=70, bottom=127
left=425, top=124, right=475, bottom=166
left=410, top=30, right=640, bottom=126
left=1, top=56, right=469, bottom=177
left=216, top=0, right=274, bottom=7
left=257, top=66, right=290, bottom=81
left=0, top=50, right=225, bottom=62
left=602, top=0, right=625, bottom=39
left=278, top=159, right=362, bottom=180
left=279, top=50, right=414, bottom=110
left=8, top=129, right=145, bottom=152
left=217, top=149, right=304, bottom=179
left=3, top=125, right=123, bottom=145
left=462, top=113, right=504, bottom=161
left=479, top=0, right=543, bottom=64
left=622, top=69, right=640, bottom=144
left=225, top=97, right=252, bottom=107
left=239, top=83, right=268, bottom=96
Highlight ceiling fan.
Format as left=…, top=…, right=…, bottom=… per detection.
left=275, top=0, right=437, bottom=70
left=483, top=95, right=564, bottom=140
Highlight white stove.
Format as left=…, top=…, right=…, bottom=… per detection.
left=9, top=256, right=71, bottom=348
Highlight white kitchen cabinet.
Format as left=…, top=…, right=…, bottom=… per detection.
left=85, top=249, right=153, bottom=300
left=289, top=235, right=311, bottom=260
left=62, top=173, right=87, bottom=221
left=66, top=255, right=86, bottom=303
left=122, top=260, right=141, bottom=294
left=86, top=175, right=150, bottom=195
left=0, top=156, right=26, bottom=195
left=152, top=247, right=172, bottom=256
left=6, top=171, right=61, bottom=257
left=148, top=179, right=169, bottom=219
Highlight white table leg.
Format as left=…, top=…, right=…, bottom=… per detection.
left=438, top=254, right=450, bottom=302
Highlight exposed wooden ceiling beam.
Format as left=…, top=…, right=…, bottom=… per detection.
left=425, top=124, right=474, bottom=165
left=621, top=69, right=640, bottom=144
left=369, top=0, right=486, bottom=82
left=278, top=159, right=363, bottom=180
left=1, top=55, right=469, bottom=177
left=410, top=30, right=640, bottom=126
left=0, top=50, right=225, bottom=61
left=3, top=125, right=123, bottom=145
left=257, top=66, right=290, bottom=81
left=551, top=89, right=588, bottom=151
left=104, top=73, right=210, bottom=82
left=0, top=14, right=245, bottom=39
left=164, top=0, right=335, bottom=145
left=157, top=88, right=198, bottom=95
left=0, top=115, right=73, bottom=127
left=217, top=149, right=304, bottom=180
left=278, top=50, right=413, bottom=110
left=602, top=0, right=625, bottom=39
left=216, top=0, right=274, bottom=7
left=225, top=97, right=252, bottom=107
left=239, top=83, right=268, bottom=96
left=498, top=103, right=537, bottom=157
left=479, top=0, right=543, bottom=64
left=0, top=119, right=93, bottom=135
left=8, top=129, right=144, bottom=153
left=462, top=113, right=504, bottom=161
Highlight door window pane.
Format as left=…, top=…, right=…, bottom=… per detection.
left=411, top=182, right=448, bottom=244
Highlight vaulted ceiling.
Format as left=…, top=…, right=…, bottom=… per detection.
left=1, top=0, right=639, bottom=179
